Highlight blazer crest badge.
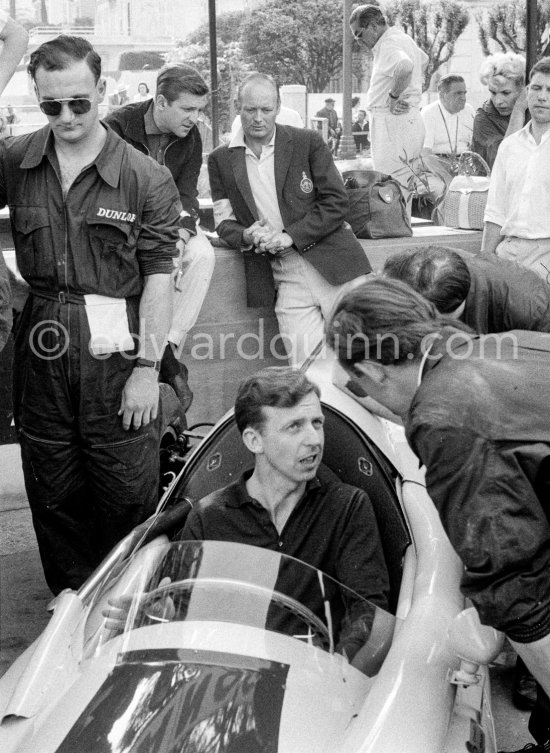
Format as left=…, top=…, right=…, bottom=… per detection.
left=300, top=172, right=313, bottom=194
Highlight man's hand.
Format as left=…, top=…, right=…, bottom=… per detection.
left=388, top=96, right=410, bottom=115
left=242, top=219, right=271, bottom=247
left=102, top=577, right=174, bottom=632
left=259, top=231, right=293, bottom=255
left=118, top=367, right=159, bottom=431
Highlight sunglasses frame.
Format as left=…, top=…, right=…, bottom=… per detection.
left=38, top=97, right=93, bottom=117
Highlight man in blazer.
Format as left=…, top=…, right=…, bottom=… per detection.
left=208, top=72, right=372, bottom=366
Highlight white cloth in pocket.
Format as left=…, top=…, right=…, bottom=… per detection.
left=84, top=294, right=134, bottom=355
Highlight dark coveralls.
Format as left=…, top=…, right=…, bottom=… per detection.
left=406, top=329, right=550, bottom=741
left=0, top=126, right=181, bottom=594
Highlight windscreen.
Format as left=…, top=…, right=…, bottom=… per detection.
left=88, top=540, right=395, bottom=668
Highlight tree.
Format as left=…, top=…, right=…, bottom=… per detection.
left=185, top=10, right=247, bottom=47
left=118, top=51, right=165, bottom=71
left=476, top=0, right=550, bottom=56
left=240, top=0, right=344, bottom=92
left=166, top=26, right=252, bottom=133
left=385, top=0, right=470, bottom=91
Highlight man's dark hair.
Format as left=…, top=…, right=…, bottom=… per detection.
left=156, top=63, right=209, bottom=103
left=438, top=74, right=465, bottom=94
left=383, top=246, right=471, bottom=314
left=529, top=56, right=550, bottom=81
left=327, top=277, right=471, bottom=366
left=351, top=96, right=360, bottom=107
left=237, top=72, right=281, bottom=107
left=235, top=367, right=320, bottom=433
left=28, top=35, right=101, bottom=84
left=349, top=4, right=386, bottom=29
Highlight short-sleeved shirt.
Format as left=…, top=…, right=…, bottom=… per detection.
left=367, top=27, right=428, bottom=110
left=421, top=100, right=474, bottom=154
left=181, top=471, right=390, bottom=611
left=0, top=125, right=181, bottom=299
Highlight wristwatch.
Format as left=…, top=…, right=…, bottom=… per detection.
left=388, top=91, right=399, bottom=100
left=134, top=357, right=161, bottom=372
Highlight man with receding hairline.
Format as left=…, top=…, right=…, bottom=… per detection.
left=420, top=75, right=474, bottom=174
left=207, top=72, right=371, bottom=366
left=350, top=4, right=428, bottom=203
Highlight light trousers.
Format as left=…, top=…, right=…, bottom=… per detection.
left=369, top=107, right=425, bottom=204
left=168, top=226, right=215, bottom=347
left=496, top=236, right=550, bottom=284
left=270, top=249, right=367, bottom=367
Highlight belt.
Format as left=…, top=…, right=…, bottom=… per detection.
left=32, top=288, right=85, bottom=304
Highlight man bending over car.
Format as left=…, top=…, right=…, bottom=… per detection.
left=106, top=367, right=389, bottom=665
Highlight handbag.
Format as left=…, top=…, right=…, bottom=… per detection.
left=439, top=152, right=491, bottom=230
left=343, top=170, right=412, bottom=240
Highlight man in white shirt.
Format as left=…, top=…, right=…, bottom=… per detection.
left=208, top=73, right=371, bottom=366
left=350, top=4, right=428, bottom=202
left=421, top=74, right=474, bottom=173
left=482, top=57, right=550, bottom=281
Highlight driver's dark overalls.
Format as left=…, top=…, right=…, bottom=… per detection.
left=0, top=126, right=180, bottom=594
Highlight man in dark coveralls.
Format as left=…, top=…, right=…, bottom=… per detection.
left=3, top=36, right=182, bottom=594
left=328, top=277, right=550, bottom=748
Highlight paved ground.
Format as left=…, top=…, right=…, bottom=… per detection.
left=0, top=443, right=533, bottom=749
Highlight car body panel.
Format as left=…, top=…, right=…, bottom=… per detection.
left=0, top=358, right=498, bottom=753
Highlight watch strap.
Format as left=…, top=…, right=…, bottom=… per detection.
left=135, top=357, right=161, bottom=371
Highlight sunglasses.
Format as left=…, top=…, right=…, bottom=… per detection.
left=39, top=97, right=93, bottom=116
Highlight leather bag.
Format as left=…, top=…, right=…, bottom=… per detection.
left=343, top=170, right=412, bottom=240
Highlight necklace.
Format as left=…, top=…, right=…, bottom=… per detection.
left=438, top=105, right=459, bottom=155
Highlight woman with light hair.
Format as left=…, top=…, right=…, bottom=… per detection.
left=471, top=51, right=527, bottom=168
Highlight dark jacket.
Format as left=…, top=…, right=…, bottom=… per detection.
left=207, top=125, right=371, bottom=307
left=105, top=99, right=202, bottom=234
left=464, top=256, right=550, bottom=333
left=406, top=329, right=550, bottom=643
left=471, top=100, right=510, bottom=169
